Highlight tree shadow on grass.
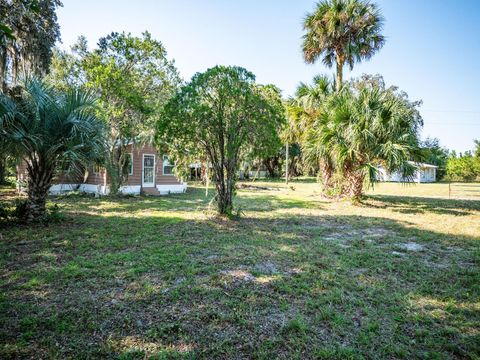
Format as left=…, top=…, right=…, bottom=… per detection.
left=1, top=204, right=479, bottom=359
left=240, top=177, right=318, bottom=184
left=236, top=194, right=325, bottom=212
left=366, top=194, right=480, bottom=216
left=34, top=189, right=326, bottom=218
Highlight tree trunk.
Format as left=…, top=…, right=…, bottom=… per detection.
left=25, top=166, right=54, bottom=222
left=335, top=54, right=344, bottom=92
left=344, top=164, right=364, bottom=200
left=0, top=47, right=7, bottom=93
left=264, top=158, right=275, bottom=178
left=216, top=188, right=233, bottom=215
left=264, top=156, right=280, bottom=178
left=108, top=166, right=121, bottom=195
left=214, top=165, right=234, bottom=216
left=0, top=155, right=6, bottom=184
left=107, top=145, right=128, bottom=196
left=289, top=156, right=298, bottom=178
left=319, top=159, right=333, bottom=195
left=350, top=172, right=365, bottom=200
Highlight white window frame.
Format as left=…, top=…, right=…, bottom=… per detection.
left=162, top=155, right=175, bottom=176
left=125, top=152, right=133, bottom=176
left=142, top=154, right=156, bottom=187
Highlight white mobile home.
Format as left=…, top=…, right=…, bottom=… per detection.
left=377, top=162, right=438, bottom=183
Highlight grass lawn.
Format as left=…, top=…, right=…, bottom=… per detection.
left=0, top=180, right=479, bottom=359
left=367, top=181, right=480, bottom=200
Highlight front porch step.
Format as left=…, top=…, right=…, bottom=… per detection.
left=142, top=187, right=161, bottom=196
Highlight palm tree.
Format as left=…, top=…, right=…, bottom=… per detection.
left=0, top=77, right=105, bottom=221
left=310, top=79, right=423, bottom=199
left=288, top=75, right=335, bottom=194
left=302, top=0, right=385, bottom=91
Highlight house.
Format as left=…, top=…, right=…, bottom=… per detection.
left=377, top=161, right=438, bottom=183
left=16, top=143, right=187, bottom=195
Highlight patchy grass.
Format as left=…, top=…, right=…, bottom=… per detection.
left=0, top=179, right=479, bottom=359
left=367, top=181, right=480, bottom=200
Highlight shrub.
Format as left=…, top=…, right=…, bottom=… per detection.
left=0, top=199, right=28, bottom=225
left=0, top=202, right=10, bottom=222
left=446, top=155, right=480, bottom=182
left=47, top=204, right=64, bottom=222
left=13, top=199, right=28, bottom=220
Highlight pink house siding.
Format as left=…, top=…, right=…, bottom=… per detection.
left=124, top=144, right=182, bottom=186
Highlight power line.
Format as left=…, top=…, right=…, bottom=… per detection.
left=426, top=122, right=480, bottom=126
left=421, top=109, right=480, bottom=114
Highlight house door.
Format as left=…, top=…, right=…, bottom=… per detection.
left=142, top=154, right=155, bottom=187
left=420, top=169, right=426, bottom=182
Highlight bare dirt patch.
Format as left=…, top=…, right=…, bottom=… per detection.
left=399, top=242, right=424, bottom=252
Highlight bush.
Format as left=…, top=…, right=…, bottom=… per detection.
left=446, top=155, right=480, bottom=182
left=0, top=199, right=28, bottom=225
left=318, top=170, right=347, bottom=198
left=47, top=204, right=64, bottom=222
left=0, top=202, right=10, bottom=221
left=0, top=199, right=65, bottom=225
left=13, top=199, right=28, bottom=220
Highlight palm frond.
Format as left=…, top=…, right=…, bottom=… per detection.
left=0, top=76, right=107, bottom=182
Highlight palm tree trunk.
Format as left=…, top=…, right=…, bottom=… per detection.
left=350, top=172, right=365, bottom=199
left=319, top=159, right=333, bottom=195
left=335, top=54, right=344, bottom=92
left=26, top=166, right=54, bottom=222
left=344, top=164, right=364, bottom=200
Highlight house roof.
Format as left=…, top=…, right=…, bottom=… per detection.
left=407, top=161, right=438, bottom=168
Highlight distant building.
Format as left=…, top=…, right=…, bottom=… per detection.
left=377, top=162, right=438, bottom=183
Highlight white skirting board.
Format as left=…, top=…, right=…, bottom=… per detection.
left=119, top=185, right=142, bottom=195
left=78, top=184, right=142, bottom=195
left=48, top=184, right=80, bottom=194
left=46, top=183, right=186, bottom=195
left=79, top=184, right=106, bottom=194
left=156, top=183, right=187, bottom=195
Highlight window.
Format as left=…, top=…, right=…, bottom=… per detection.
left=163, top=155, right=174, bottom=175
left=125, top=153, right=133, bottom=176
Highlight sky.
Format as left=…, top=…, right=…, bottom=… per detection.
left=56, top=0, right=480, bottom=153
